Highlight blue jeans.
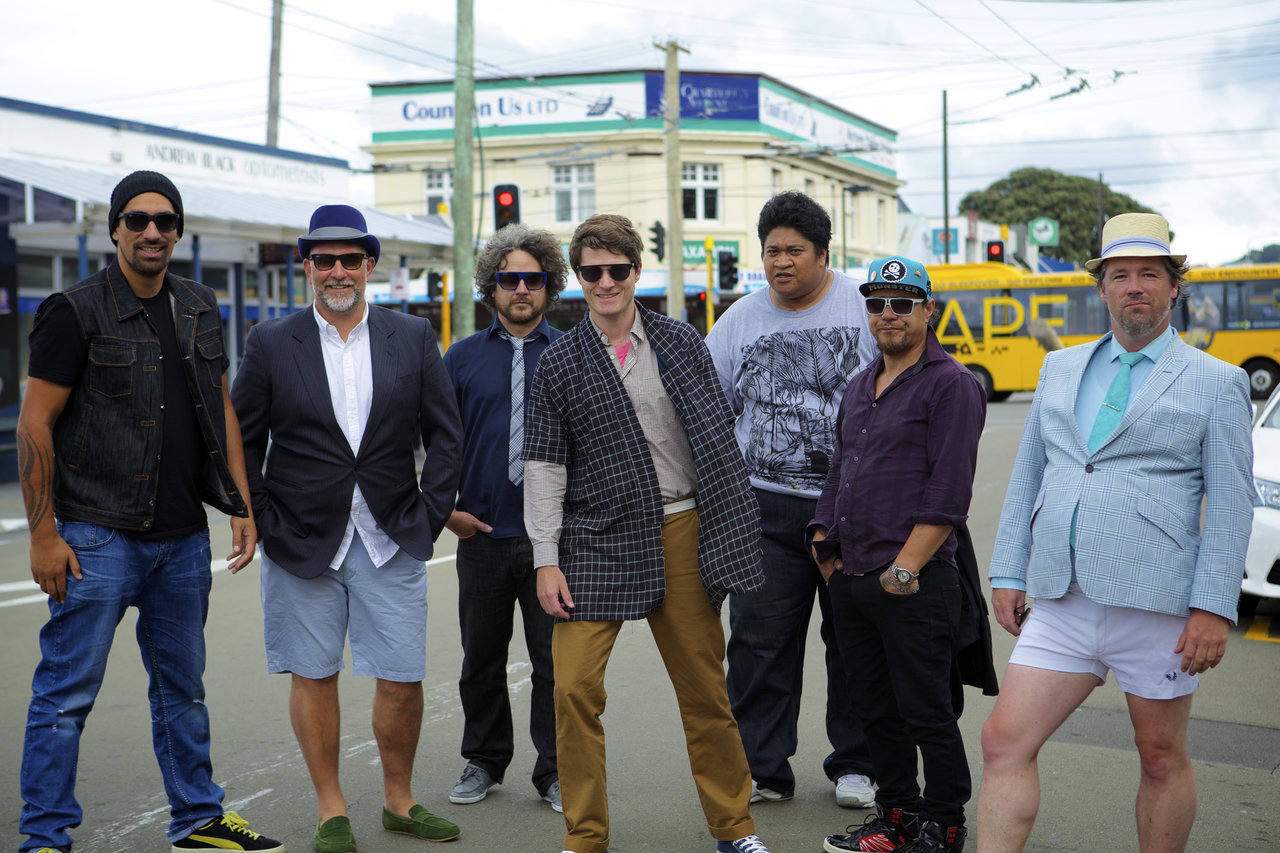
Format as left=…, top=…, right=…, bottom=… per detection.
left=19, top=522, right=222, bottom=851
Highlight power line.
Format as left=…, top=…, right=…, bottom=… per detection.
left=976, top=0, right=1071, bottom=74
left=910, top=0, right=1033, bottom=76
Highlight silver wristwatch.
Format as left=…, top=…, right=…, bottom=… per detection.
left=889, top=563, right=918, bottom=585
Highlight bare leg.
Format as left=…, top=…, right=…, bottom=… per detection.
left=1127, top=693, right=1195, bottom=853
left=976, top=665, right=1099, bottom=852
left=290, top=673, right=347, bottom=820
left=374, top=678, right=423, bottom=816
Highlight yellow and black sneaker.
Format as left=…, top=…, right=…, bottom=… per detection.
left=172, top=811, right=284, bottom=852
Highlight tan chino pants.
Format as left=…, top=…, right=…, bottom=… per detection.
left=552, top=509, right=756, bottom=853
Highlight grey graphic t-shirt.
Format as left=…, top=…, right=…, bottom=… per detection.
left=706, top=269, right=879, bottom=498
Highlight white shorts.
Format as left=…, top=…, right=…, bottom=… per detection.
left=1009, top=584, right=1198, bottom=700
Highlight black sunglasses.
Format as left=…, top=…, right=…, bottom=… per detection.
left=121, top=211, right=180, bottom=233
left=495, top=271, right=549, bottom=291
left=865, top=296, right=926, bottom=317
left=309, top=252, right=367, bottom=271
left=577, top=263, right=634, bottom=284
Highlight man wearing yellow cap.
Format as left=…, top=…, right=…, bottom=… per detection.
left=977, top=213, right=1255, bottom=851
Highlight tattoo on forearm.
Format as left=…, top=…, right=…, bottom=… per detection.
left=17, top=428, right=53, bottom=531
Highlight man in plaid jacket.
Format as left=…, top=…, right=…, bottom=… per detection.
left=523, top=214, right=769, bottom=853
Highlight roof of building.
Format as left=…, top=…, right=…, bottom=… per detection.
left=0, top=96, right=349, bottom=168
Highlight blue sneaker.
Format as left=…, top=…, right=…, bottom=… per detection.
left=716, top=835, right=771, bottom=852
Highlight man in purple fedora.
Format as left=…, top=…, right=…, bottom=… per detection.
left=232, top=204, right=464, bottom=851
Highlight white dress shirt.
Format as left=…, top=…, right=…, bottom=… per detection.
left=313, top=304, right=400, bottom=570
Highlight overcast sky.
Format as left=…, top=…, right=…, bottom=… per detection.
left=7, top=0, right=1279, bottom=264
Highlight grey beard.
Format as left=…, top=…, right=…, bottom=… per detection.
left=1112, top=305, right=1170, bottom=340
left=319, top=287, right=359, bottom=313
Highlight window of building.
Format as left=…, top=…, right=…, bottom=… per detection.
left=425, top=168, right=452, bottom=216
left=553, top=164, right=595, bottom=223
left=877, top=197, right=888, bottom=248
left=804, top=177, right=816, bottom=197
left=771, top=168, right=782, bottom=194
left=681, top=163, right=720, bottom=221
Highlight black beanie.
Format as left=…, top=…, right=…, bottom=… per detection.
left=108, top=170, right=185, bottom=243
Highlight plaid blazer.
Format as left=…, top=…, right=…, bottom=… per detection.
left=524, top=302, right=763, bottom=621
left=989, top=334, right=1254, bottom=622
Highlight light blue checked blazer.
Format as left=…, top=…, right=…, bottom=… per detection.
left=989, top=333, right=1255, bottom=622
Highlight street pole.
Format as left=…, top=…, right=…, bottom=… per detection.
left=441, top=272, right=452, bottom=351
left=452, top=0, right=476, bottom=340
left=704, top=235, right=715, bottom=333
left=658, top=39, right=688, bottom=320
left=942, top=89, right=950, bottom=264
left=266, top=0, right=283, bottom=147
left=841, top=187, right=848, bottom=272
left=1096, top=171, right=1105, bottom=258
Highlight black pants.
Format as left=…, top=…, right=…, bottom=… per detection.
left=726, top=488, right=874, bottom=795
left=456, top=533, right=557, bottom=794
left=827, top=561, right=971, bottom=823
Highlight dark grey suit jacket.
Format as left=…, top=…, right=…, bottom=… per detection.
left=231, top=305, right=462, bottom=579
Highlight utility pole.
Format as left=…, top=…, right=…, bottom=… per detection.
left=451, top=0, right=476, bottom=340
left=942, top=89, right=950, bottom=264
left=266, top=0, right=283, bottom=147
left=1096, top=172, right=1106, bottom=257
left=657, top=39, right=688, bottom=320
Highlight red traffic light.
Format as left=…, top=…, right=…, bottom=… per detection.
left=497, top=191, right=514, bottom=207
left=985, top=240, right=1005, bottom=262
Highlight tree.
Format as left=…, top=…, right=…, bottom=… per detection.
left=958, top=168, right=1161, bottom=267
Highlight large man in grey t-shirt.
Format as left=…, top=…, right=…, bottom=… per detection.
left=707, top=191, right=879, bottom=807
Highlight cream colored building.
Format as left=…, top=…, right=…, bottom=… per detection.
left=366, top=70, right=901, bottom=286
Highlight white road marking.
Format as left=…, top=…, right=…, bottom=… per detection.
left=0, top=517, right=29, bottom=532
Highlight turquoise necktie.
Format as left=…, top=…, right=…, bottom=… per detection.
left=1087, top=351, right=1145, bottom=454
left=1073, top=350, right=1146, bottom=551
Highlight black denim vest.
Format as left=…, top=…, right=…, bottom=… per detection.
left=52, top=263, right=248, bottom=532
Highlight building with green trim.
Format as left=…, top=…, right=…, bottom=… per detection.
left=366, top=69, right=902, bottom=282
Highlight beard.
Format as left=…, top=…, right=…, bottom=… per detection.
left=318, top=284, right=360, bottom=313
left=124, top=242, right=170, bottom=277
left=1111, top=303, right=1170, bottom=340
left=497, top=297, right=541, bottom=326
left=874, top=326, right=922, bottom=356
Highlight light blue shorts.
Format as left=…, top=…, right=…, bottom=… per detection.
left=260, top=532, right=427, bottom=682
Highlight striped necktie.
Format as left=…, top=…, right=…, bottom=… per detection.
left=1087, top=351, right=1145, bottom=454
left=499, top=331, right=526, bottom=486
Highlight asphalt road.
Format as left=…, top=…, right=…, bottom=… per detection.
left=2, top=398, right=1278, bottom=852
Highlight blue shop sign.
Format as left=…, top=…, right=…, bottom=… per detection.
left=644, top=73, right=759, bottom=121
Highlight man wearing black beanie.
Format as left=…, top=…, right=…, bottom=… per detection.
left=15, top=171, right=282, bottom=852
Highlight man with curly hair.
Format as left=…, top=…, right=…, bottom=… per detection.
left=524, top=214, right=772, bottom=853
left=442, top=224, right=566, bottom=813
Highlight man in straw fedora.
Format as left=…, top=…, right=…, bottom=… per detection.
left=976, top=212, right=1254, bottom=851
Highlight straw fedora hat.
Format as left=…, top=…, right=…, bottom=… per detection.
left=1085, top=212, right=1185, bottom=273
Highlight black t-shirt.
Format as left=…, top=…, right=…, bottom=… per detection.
left=30, top=287, right=209, bottom=539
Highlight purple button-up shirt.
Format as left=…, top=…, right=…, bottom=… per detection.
left=809, top=330, right=986, bottom=576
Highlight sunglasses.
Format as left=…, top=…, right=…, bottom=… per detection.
left=495, top=271, right=549, bottom=291
left=577, top=263, right=634, bottom=284
left=120, top=211, right=180, bottom=233
left=309, top=252, right=367, bottom=271
left=865, top=296, right=926, bottom=317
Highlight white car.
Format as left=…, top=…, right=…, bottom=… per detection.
left=1244, top=392, right=1280, bottom=616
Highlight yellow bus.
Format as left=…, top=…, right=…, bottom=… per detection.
left=927, top=262, right=1280, bottom=401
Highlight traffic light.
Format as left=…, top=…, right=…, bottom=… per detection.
left=493, top=184, right=520, bottom=230
left=985, top=240, right=1006, bottom=263
left=717, top=251, right=739, bottom=289
left=427, top=271, right=443, bottom=299
left=649, top=220, right=666, bottom=262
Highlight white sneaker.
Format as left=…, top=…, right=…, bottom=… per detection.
left=749, top=779, right=792, bottom=804
left=834, top=773, right=877, bottom=808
